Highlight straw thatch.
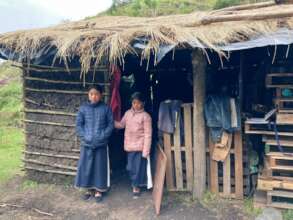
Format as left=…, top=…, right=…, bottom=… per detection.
left=1, top=1, right=293, bottom=74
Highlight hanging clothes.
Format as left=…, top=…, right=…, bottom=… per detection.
left=158, top=100, right=183, bottom=134
left=204, top=95, right=240, bottom=143
left=109, top=65, right=122, bottom=121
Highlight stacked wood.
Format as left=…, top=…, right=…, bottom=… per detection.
left=252, top=71, right=293, bottom=209
left=22, top=65, right=110, bottom=183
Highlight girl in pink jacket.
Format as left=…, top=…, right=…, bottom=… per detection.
left=115, top=92, right=152, bottom=198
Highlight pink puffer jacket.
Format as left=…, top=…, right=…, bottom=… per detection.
left=115, top=108, right=152, bottom=155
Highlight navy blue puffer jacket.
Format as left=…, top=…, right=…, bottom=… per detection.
left=76, top=101, right=114, bottom=148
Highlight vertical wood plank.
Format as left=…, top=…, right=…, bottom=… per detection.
left=223, top=153, right=231, bottom=196
left=209, top=135, right=219, bottom=193
left=163, top=133, right=174, bottom=190
left=184, top=104, right=193, bottom=191
left=174, top=116, right=183, bottom=190
left=223, top=134, right=233, bottom=196
left=223, top=133, right=233, bottom=196
left=276, top=88, right=283, bottom=109
left=234, top=132, right=244, bottom=199
left=192, top=50, right=207, bottom=199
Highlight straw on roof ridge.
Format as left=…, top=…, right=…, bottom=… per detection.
left=1, top=1, right=293, bottom=74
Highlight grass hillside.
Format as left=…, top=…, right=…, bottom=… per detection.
left=95, top=0, right=267, bottom=17
left=0, top=61, right=24, bottom=183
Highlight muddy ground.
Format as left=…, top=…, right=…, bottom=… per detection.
left=0, top=174, right=254, bottom=220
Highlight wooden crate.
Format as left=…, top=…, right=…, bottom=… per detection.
left=245, top=122, right=293, bottom=137
left=267, top=190, right=293, bottom=209
left=163, top=104, right=193, bottom=191
left=208, top=131, right=244, bottom=199
left=258, top=176, right=293, bottom=209
left=275, top=88, right=293, bottom=112
left=276, top=113, right=293, bottom=125
left=258, top=177, right=293, bottom=191
left=266, top=73, right=293, bottom=89
left=263, top=136, right=293, bottom=154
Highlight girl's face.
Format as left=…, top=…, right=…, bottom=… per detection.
left=132, top=99, right=144, bottom=111
left=88, top=88, right=102, bottom=104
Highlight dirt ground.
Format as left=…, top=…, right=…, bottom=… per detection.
left=0, top=174, right=254, bottom=220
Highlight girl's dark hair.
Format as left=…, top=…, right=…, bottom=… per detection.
left=131, top=92, right=145, bottom=103
left=88, top=84, right=103, bottom=93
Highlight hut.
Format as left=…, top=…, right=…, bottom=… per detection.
left=1, top=1, right=293, bottom=208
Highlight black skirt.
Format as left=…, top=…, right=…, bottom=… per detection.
left=75, top=146, right=110, bottom=192
left=126, top=152, right=152, bottom=188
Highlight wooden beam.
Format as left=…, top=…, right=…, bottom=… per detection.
left=192, top=49, right=207, bottom=199
left=24, top=108, right=76, bottom=116
left=25, top=166, right=76, bottom=176
left=23, top=119, right=75, bottom=127
left=25, top=76, right=110, bottom=86
left=200, top=8, right=293, bottom=25
left=23, top=150, right=79, bottom=160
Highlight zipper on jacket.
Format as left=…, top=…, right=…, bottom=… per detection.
left=92, top=106, right=95, bottom=144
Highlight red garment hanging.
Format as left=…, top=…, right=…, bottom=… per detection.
left=109, top=65, right=122, bottom=121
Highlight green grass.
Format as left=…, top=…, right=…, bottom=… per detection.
left=283, top=209, right=293, bottom=220
left=0, top=61, right=24, bottom=184
left=243, top=198, right=262, bottom=217
left=21, top=180, right=38, bottom=190
left=0, top=127, right=24, bottom=182
left=201, top=191, right=219, bottom=206
left=89, top=0, right=268, bottom=18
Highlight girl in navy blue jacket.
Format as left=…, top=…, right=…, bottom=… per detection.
left=75, top=85, right=114, bottom=203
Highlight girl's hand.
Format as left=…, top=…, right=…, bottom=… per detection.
left=142, top=151, right=149, bottom=158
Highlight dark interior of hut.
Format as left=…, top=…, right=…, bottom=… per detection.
left=111, top=45, right=293, bottom=198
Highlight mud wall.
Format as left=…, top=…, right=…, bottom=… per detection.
left=23, top=65, right=110, bottom=184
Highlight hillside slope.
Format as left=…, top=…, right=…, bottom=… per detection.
left=95, top=0, right=267, bottom=17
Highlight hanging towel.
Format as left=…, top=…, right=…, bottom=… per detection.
left=109, top=65, right=122, bottom=121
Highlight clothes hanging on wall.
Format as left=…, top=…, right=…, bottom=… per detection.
left=158, top=100, right=183, bottom=134
left=109, top=65, right=122, bottom=121
left=204, top=95, right=241, bottom=143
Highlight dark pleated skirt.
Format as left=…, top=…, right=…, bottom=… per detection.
left=126, top=152, right=148, bottom=187
left=75, top=146, right=109, bottom=192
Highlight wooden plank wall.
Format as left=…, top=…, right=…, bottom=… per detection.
left=163, top=104, right=245, bottom=199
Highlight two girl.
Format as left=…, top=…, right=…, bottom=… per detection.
left=75, top=87, right=152, bottom=202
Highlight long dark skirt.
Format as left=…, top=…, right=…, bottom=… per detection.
left=126, top=152, right=152, bottom=188
left=75, top=146, right=110, bottom=192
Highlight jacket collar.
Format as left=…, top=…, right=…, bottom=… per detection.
left=130, top=108, right=144, bottom=114
left=88, top=100, right=103, bottom=107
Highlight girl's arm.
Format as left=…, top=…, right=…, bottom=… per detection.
left=114, top=113, right=127, bottom=129
left=103, top=107, right=114, bottom=139
left=76, top=107, right=85, bottom=140
left=142, top=113, right=152, bottom=158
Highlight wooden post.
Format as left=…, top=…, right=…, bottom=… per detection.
left=192, top=49, right=207, bottom=199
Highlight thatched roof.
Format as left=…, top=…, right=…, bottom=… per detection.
left=1, top=1, right=293, bottom=74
